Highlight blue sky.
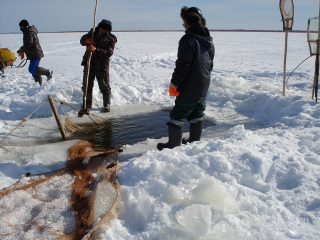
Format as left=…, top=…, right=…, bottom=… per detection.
left=0, top=0, right=318, bottom=33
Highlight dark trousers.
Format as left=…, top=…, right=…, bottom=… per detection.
left=170, top=96, right=206, bottom=123
left=82, top=66, right=111, bottom=106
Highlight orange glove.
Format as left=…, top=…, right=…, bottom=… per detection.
left=85, top=38, right=95, bottom=44
left=87, top=45, right=96, bottom=53
left=17, top=51, right=24, bottom=60
left=169, top=86, right=179, bottom=96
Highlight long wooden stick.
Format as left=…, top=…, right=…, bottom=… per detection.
left=312, top=3, right=320, bottom=102
left=315, top=4, right=320, bottom=102
left=313, top=51, right=319, bottom=102
left=82, top=0, right=99, bottom=110
left=48, top=96, right=68, bottom=139
left=283, top=25, right=288, bottom=97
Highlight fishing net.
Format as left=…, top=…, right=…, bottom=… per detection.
left=0, top=140, right=121, bottom=240
left=279, top=0, right=294, bottom=31
left=307, top=17, right=320, bottom=56
left=47, top=98, right=109, bottom=135
left=64, top=116, right=107, bottom=133
left=65, top=117, right=84, bottom=132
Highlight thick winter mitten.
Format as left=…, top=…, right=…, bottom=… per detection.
left=87, top=45, right=96, bottom=52
left=169, top=86, right=179, bottom=96
left=85, top=38, right=95, bottom=44
left=17, top=51, right=24, bottom=60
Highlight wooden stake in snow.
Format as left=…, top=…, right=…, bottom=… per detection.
left=48, top=96, right=67, bottom=139
left=279, top=0, right=294, bottom=97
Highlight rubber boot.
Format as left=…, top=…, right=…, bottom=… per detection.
left=33, top=75, right=42, bottom=86
left=182, top=120, right=203, bottom=144
left=37, top=67, right=53, bottom=81
left=157, top=123, right=183, bottom=151
left=102, top=94, right=111, bottom=112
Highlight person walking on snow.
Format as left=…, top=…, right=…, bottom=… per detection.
left=157, top=6, right=215, bottom=151
left=80, top=19, right=117, bottom=112
left=17, top=20, right=53, bottom=86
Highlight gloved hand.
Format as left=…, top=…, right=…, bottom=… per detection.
left=85, top=38, right=95, bottom=44
left=169, top=86, right=179, bottom=96
left=87, top=45, right=96, bottom=53
left=17, top=51, right=24, bottom=60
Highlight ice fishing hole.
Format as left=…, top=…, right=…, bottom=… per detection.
left=68, top=110, right=215, bottom=149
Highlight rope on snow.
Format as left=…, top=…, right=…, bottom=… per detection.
left=0, top=96, right=108, bottom=152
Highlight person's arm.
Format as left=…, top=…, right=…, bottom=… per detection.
left=171, top=36, right=194, bottom=88
left=23, top=31, right=36, bottom=50
left=95, top=35, right=117, bottom=59
left=80, top=29, right=93, bottom=46
left=18, top=31, right=33, bottom=52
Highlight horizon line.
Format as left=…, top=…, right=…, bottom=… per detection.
left=0, top=29, right=307, bottom=34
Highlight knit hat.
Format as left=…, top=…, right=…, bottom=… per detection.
left=19, top=19, right=29, bottom=27
left=180, top=6, right=206, bottom=27
left=98, top=19, right=112, bottom=31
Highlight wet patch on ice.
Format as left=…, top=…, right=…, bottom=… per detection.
left=68, top=110, right=214, bottom=150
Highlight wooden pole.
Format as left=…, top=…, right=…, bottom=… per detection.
left=48, top=96, right=67, bottom=139
left=283, top=24, right=289, bottom=97
left=82, top=0, right=99, bottom=111
left=312, top=3, right=320, bottom=102
left=313, top=50, right=319, bottom=102
left=316, top=3, right=320, bottom=102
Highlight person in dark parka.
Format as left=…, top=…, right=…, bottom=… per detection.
left=17, top=19, right=53, bottom=86
left=157, top=6, right=215, bottom=151
left=80, top=19, right=117, bottom=112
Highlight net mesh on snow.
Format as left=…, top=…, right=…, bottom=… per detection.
left=279, top=0, right=294, bottom=31
left=0, top=140, right=121, bottom=240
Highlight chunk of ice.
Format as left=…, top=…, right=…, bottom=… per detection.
left=175, top=204, right=212, bottom=237
left=192, top=177, right=238, bottom=212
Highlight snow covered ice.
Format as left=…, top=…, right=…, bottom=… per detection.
left=0, top=31, right=320, bottom=239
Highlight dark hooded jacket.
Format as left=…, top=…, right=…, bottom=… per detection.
left=171, top=26, right=215, bottom=102
left=80, top=28, right=117, bottom=72
left=19, top=25, right=44, bottom=60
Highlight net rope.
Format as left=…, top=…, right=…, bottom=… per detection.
left=0, top=140, right=121, bottom=240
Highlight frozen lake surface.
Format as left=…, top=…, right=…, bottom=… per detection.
left=0, top=31, right=319, bottom=239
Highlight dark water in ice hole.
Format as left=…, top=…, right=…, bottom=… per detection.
left=68, top=111, right=215, bottom=149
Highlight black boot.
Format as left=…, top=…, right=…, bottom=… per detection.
left=37, top=67, right=53, bottom=81
left=157, top=123, right=183, bottom=151
left=33, top=75, right=42, bottom=86
left=102, top=94, right=111, bottom=112
left=182, top=120, right=203, bottom=144
left=85, top=91, right=93, bottom=109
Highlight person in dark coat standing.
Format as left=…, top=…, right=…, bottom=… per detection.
left=80, top=19, right=117, bottom=112
left=157, top=6, right=215, bottom=151
left=17, top=20, right=53, bottom=86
